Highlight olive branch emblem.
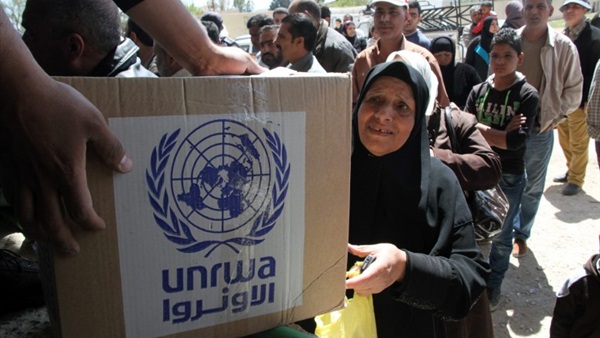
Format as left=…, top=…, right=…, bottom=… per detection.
left=146, top=127, right=290, bottom=257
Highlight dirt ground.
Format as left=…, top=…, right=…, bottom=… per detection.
left=1, top=131, right=599, bottom=337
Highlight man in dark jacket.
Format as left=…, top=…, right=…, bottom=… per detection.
left=554, top=0, right=600, bottom=195
left=21, top=0, right=156, bottom=77
left=288, top=0, right=357, bottom=72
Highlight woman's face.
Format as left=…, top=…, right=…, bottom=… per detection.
left=358, top=76, right=416, bottom=156
left=346, top=24, right=356, bottom=37
left=489, top=19, right=499, bottom=33
left=433, top=51, right=453, bottom=66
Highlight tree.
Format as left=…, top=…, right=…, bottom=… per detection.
left=1, top=0, right=26, bottom=32
left=329, top=0, right=369, bottom=7
left=186, top=3, right=204, bottom=18
left=234, top=0, right=253, bottom=12
left=269, top=0, right=290, bottom=11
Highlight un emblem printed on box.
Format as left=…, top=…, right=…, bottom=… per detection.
left=111, top=113, right=306, bottom=337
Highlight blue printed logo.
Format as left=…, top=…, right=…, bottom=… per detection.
left=146, top=120, right=290, bottom=257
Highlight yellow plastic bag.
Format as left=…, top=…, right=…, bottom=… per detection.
left=314, top=291, right=377, bottom=338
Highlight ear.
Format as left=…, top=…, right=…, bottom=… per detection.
left=128, top=31, right=139, bottom=44
left=549, top=5, right=554, bottom=16
left=294, top=36, right=305, bottom=49
left=65, top=33, right=85, bottom=60
left=517, top=52, right=524, bottom=66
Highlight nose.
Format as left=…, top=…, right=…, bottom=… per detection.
left=378, top=11, right=391, bottom=21
left=374, top=103, right=395, bottom=121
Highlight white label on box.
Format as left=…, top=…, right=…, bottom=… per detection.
left=111, top=113, right=305, bottom=337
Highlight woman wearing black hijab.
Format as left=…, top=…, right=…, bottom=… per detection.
left=465, top=16, right=499, bottom=81
left=430, top=36, right=482, bottom=108
left=345, top=61, right=489, bottom=337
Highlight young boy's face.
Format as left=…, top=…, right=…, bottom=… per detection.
left=481, top=5, right=492, bottom=15
left=490, top=43, right=523, bottom=79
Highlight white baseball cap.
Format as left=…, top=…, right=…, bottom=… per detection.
left=370, top=0, right=409, bottom=8
left=560, top=0, right=592, bottom=11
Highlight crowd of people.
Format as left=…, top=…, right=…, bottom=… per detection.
left=1, top=0, right=600, bottom=337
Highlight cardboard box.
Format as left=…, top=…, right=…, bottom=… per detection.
left=46, top=74, right=352, bottom=338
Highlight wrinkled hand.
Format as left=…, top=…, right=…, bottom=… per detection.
left=0, top=79, right=132, bottom=256
left=345, top=243, right=407, bottom=297
left=505, top=114, right=526, bottom=133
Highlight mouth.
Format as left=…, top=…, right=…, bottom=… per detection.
left=368, top=125, right=393, bottom=135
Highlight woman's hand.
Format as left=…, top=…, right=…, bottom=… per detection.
left=345, top=243, right=407, bottom=297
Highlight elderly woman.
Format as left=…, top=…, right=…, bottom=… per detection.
left=345, top=61, right=489, bottom=337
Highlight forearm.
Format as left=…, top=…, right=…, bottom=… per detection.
left=0, top=8, right=53, bottom=112
left=125, top=0, right=217, bottom=75
left=476, top=123, right=508, bottom=149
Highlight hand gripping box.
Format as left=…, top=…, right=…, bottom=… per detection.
left=46, top=74, right=351, bottom=337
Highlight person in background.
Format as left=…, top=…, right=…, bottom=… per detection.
left=201, top=12, right=240, bottom=48
left=462, top=5, right=482, bottom=51
left=273, top=7, right=288, bottom=25
left=343, top=21, right=367, bottom=53
left=154, top=42, right=192, bottom=77
left=366, top=24, right=379, bottom=48
left=247, top=13, right=275, bottom=60
left=553, top=0, right=600, bottom=196
left=125, top=18, right=158, bottom=75
left=334, top=18, right=343, bottom=33
left=201, top=20, right=221, bottom=45
left=21, top=0, right=156, bottom=78
left=288, top=0, right=357, bottom=73
left=511, top=0, right=582, bottom=259
left=472, top=1, right=495, bottom=35
left=352, top=0, right=449, bottom=106
left=465, top=16, right=499, bottom=81
left=346, top=60, right=489, bottom=337
left=502, top=0, right=526, bottom=29
left=259, top=25, right=288, bottom=69
left=430, top=36, right=481, bottom=108
left=276, top=13, right=325, bottom=73
left=465, top=27, right=539, bottom=311
left=404, top=0, right=430, bottom=49
left=550, top=246, right=600, bottom=337
left=319, top=4, right=331, bottom=26
left=586, top=60, right=600, bottom=171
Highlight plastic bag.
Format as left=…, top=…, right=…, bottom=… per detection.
left=469, top=185, right=509, bottom=241
left=314, top=291, right=377, bottom=338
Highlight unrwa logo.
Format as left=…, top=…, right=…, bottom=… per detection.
left=146, top=119, right=290, bottom=257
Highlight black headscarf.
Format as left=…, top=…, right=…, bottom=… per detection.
left=430, top=36, right=455, bottom=102
left=350, top=61, right=431, bottom=246
left=479, top=16, right=497, bottom=52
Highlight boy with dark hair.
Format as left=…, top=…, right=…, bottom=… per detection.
left=465, top=27, right=539, bottom=310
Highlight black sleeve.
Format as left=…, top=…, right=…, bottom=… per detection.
left=113, top=0, right=144, bottom=12
left=506, top=84, right=539, bottom=150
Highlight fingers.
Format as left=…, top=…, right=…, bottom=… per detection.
left=37, top=175, right=81, bottom=256
left=61, top=157, right=106, bottom=233
left=88, top=119, right=132, bottom=173
left=347, top=243, right=373, bottom=257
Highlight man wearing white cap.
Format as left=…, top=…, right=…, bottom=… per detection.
left=511, top=0, right=581, bottom=260
left=553, top=0, right=600, bottom=196
left=351, top=0, right=449, bottom=106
